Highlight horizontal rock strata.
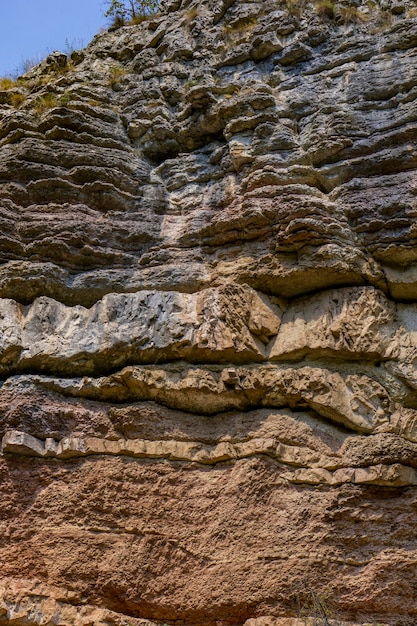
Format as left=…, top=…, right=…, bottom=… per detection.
left=1, top=0, right=417, bottom=624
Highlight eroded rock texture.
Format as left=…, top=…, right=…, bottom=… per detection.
left=1, top=0, right=417, bottom=624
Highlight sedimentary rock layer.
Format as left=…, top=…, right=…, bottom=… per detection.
left=1, top=0, right=417, bottom=624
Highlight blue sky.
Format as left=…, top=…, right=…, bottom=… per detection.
left=0, top=0, right=107, bottom=77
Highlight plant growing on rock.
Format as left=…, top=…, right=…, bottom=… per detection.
left=107, top=65, right=128, bottom=88
left=0, top=77, right=17, bottom=90
left=8, top=92, right=26, bottom=108
left=0, top=78, right=27, bottom=107
left=275, top=0, right=307, bottom=16
left=184, top=6, right=200, bottom=24
left=104, top=0, right=160, bottom=24
left=338, top=5, right=368, bottom=24
left=314, top=0, right=336, bottom=19
left=32, top=91, right=73, bottom=113
left=297, top=590, right=334, bottom=625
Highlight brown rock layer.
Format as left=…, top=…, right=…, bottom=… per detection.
left=1, top=0, right=417, bottom=624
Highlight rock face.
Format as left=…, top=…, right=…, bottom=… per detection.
left=1, top=0, right=417, bottom=624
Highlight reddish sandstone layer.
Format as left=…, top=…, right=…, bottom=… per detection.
left=0, top=0, right=417, bottom=624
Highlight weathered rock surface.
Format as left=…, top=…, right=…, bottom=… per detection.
left=1, top=0, right=417, bottom=624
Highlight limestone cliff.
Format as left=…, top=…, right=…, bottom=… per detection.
left=0, top=0, right=417, bottom=624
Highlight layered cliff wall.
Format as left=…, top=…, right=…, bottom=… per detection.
left=1, top=0, right=417, bottom=624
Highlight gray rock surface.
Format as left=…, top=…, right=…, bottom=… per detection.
left=0, top=1, right=417, bottom=625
